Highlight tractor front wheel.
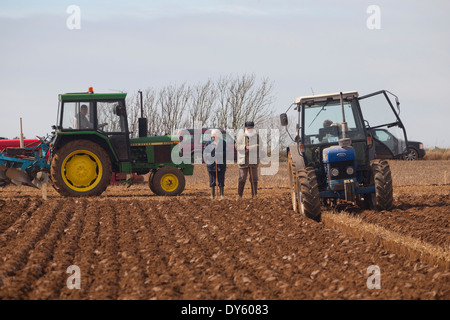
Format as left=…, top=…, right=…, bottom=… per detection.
left=51, top=140, right=112, bottom=197
left=148, top=170, right=157, bottom=194
left=369, top=160, right=393, bottom=211
left=296, top=167, right=321, bottom=222
left=151, top=166, right=185, bottom=196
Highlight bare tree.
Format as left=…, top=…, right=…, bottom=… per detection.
left=105, top=74, right=276, bottom=138
left=213, top=74, right=274, bottom=130
left=213, top=75, right=231, bottom=129
left=188, top=79, right=217, bottom=128
left=140, top=89, right=160, bottom=136
left=259, top=113, right=297, bottom=152
left=127, top=89, right=159, bottom=137
left=157, top=83, right=191, bottom=135
left=126, top=92, right=140, bottom=138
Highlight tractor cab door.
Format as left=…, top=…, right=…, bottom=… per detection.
left=96, top=100, right=131, bottom=161
left=358, top=90, right=408, bottom=159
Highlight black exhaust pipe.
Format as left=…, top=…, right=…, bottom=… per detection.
left=138, top=90, right=147, bottom=138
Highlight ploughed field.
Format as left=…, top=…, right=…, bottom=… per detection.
left=0, top=161, right=449, bottom=299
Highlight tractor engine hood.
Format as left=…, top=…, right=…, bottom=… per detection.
left=322, top=145, right=355, bottom=163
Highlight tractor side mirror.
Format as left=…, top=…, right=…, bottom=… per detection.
left=280, top=113, right=288, bottom=126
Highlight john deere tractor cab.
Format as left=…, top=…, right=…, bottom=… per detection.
left=280, top=90, right=407, bottom=221
left=51, top=87, right=193, bottom=197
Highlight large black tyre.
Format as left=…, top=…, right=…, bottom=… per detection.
left=151, top=166, right=186, bottom=196
left=296, top=167, right=321, bottom=222
left=369, top=160, right=393, bottom=210
left=148, top=170, right=156, bottom=194
left=51, top=140, right=112, bottom=197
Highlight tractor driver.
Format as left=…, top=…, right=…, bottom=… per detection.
left=323, top=120, right=333, bottom=128
left=73, top=105, right=108, bottom=130
left=73, top=105, right=93, bottom=129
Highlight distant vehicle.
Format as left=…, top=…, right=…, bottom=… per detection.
left=371, top=128, right=425, bottom=160
left=0, top=137, right=7, bottom=140
left=403, top=141, right=426, bottom=160
left=178, top=128, right=237, bottom=163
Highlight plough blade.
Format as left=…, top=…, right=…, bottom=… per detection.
left=0, top=167, right=8, bottom=182
left=6, top=168, right=38, bottom=188
left=33, top=171, right=49, bottom=188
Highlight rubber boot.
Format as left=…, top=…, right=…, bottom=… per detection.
left=219, top=186, right=224, bottom=199
left=253, top=182, right=258, bottom=198
left=211, top=187, right=215, bottom=199
left=238, top=181, right=245, bottom=198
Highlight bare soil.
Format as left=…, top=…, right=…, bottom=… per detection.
left=0, top=161, right=449, bottom=300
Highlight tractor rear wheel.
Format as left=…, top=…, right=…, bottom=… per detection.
left=51, top=140, right=112, bottom=197
left=151, top=166, right=185, bottom=196
left=369, top=160, right=393, bottom=210
left=296, top=167, right=321, bottom=222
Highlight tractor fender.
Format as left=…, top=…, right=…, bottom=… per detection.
left=287, top=144, right=305, bottom=171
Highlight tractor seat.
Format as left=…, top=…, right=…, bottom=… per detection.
left=319, top=126, right=339, bottom=142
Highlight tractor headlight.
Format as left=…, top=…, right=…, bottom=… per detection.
left=330, top=168, right=339, bottom=177
left=346, top=166, right=354, bottom=175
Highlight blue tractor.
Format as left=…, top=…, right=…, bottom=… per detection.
left=280, top=90, right=408, bottom=221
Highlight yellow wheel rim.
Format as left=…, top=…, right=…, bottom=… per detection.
left=61, top=150, right=103, bottom=192
left=160, top=173, right=179, bottom=192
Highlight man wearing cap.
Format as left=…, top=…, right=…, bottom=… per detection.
left=236, top=121, right=260, bottom=198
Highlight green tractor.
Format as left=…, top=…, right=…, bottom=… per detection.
left=50, top=88, right=193, bottom=197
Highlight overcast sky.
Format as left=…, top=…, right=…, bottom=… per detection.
left=1, top=0, right=449, bottom=147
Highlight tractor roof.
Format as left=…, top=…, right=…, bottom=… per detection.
left=295, top=91, right=358, bottom=105
left=59, top=92, right=127, bottom=102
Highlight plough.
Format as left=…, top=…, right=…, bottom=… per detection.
left=0, top=135, right=52, bottom=191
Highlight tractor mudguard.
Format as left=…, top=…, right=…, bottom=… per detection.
left=287, top=144, right=305, bottom=172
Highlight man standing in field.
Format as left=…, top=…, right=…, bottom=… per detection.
left=236, top=121, right=260, bottom=198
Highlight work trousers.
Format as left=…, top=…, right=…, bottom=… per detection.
left=238, top=166, right=258, bottom=196
left=209, top=170, right=225, bottom=187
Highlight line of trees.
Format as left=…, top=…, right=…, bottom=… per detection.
left=105, top=73, right=298, bottom=151
left=126, top=74, right=275, bottom=137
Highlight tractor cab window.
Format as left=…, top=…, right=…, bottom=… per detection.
left=62, top=102, right=94, bottom=130
left=303, top=100, right=365, bottom=145
left=96, top=100, right=129, bottom=161
left=97, top=101, right=127, bottom=133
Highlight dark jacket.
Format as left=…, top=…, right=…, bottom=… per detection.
left=205, top=140, right=227, bottom=172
